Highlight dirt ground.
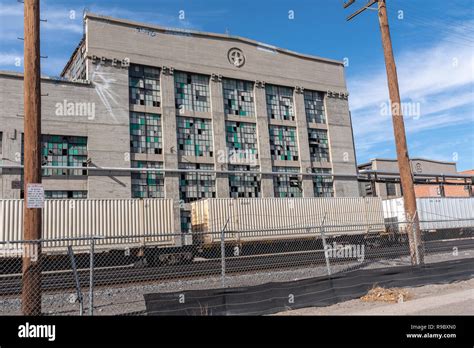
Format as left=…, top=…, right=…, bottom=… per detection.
left=274, top=278, right=474, bottom=315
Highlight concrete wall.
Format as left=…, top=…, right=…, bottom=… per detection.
left=325, top=96, right=359, bottom=197
left=359, top=159, right=460, bottom=199
left=83, top=14, right=359, bottom=197
left=0, top=68, right=131, bottom=199
left=0, top=13, right=361, bottom=201
left=84, top=14, right=347, bottom=93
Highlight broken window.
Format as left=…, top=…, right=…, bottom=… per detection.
left=228, top=165, right=261, bottom=198
left=223, top=78, right=255, bottom=117
left=175, top=72, right=210, bottom=112
left=130, top=112, right=162, bottom=154
left=177, top=117, right=213, bottom=157
left=131, top=160, right=164, bottom=198
left=308, top=129, right=330, bottom=162
left=269, top=125, right=299, bottom=161
left=25, top=135, right=88, bottom=176
left=304, top=90, right=326, bottom=124
left=129, top=64, right=161, bottom=107
left=226, top=121, right=258, bottom=164
left=179, top=163, right=216, bottom=203
left=273, top=166, right=302, bottom=198
left=45, top=191, right=87, bottom=199
left=313, top=168, right=334, bottom=197
left=266, top=84, right=295, bottom=121
left=386, top=182, right=397, bottom=196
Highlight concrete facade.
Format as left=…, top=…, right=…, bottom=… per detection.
left=358, top=158, right=472, bottom=198
left=0, top=68, right=131, bottom=200
left=0, top=13, right=360, bottom=230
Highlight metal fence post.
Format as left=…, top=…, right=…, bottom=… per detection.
left=67, top=245, right=84, bottom=316
left=220, top=217, right=231, bottom=288
left=319, top=213, right=332, bottom=276
left=89, top=237, right=95, bottom=316
left=411, top=211, right=423, bottom=265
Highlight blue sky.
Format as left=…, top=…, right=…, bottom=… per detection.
left=1, top=0, right=473, bottom=170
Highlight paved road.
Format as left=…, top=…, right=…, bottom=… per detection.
left=276, top=278, right=474, bottom=315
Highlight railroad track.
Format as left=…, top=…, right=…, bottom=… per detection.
left=0, top=238, right=472, bottom=296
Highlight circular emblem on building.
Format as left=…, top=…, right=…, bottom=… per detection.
left=415, top=163, right=423, bottom=173
left=228, top=48, right=245, bottom=67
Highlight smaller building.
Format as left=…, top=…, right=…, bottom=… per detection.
left=358, top=158, right=473, bottom=198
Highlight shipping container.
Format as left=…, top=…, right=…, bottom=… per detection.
left=0, top=199, right=178, bottom=256
left=191, top=197, right=386, bottom=245
left=382, top=197, right=474, bottom=232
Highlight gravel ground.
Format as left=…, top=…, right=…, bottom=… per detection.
left=0, top=246, right=472, bottom=315
left=274, top=278, right=474, bottom=315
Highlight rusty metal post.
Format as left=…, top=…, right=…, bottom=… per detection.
left=22, top=0, right=43, bottom=315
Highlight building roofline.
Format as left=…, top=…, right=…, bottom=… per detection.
left=357, top=161, right=373, bottom=169
left=0, top=70, right=90, bottom=86
left=83, top=12, right=344, bottom=66
left=357, top=158, right=458, bottom=168
left=60, top=36, right=85, bottom=78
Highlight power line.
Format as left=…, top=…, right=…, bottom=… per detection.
left=386, top=0, right=474, bottom=42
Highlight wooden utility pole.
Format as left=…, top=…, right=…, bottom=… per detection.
left=22, top=0, right=43, bottom=315
left=344, top=0, right=424, bottom=265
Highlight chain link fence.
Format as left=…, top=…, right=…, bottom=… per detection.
left=1, top=208, right=472, bottom=315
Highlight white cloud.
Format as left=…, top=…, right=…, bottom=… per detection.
left=41, top=10, right=83, bottom=34
left=349, top=42, right=474, bottom=111
left=0, top=1, right=201, bottom=42
left=0, top=1, right=200, bottom=75
left=411, top=135, right=474, bottom=168
left=0, top=52, right=22, bottom=66
left=81, top=6, right=199, bottom=30
left=348, top=30, right=474, bottom=168
left=0, top=3, right=22, bottom=16
left=420, top=91, right=473, bottom=116
left=0, top=2, right=84, bottom=34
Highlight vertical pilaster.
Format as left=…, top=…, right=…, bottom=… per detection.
left=254, top=82, right=273, bottom=197
left=160, top=67, right=182, bottom=239
left=210, top=74, right=230, bottom=198
left=294, top=88, right=314, bottom=197
left=325, top=93, right=359, bottom=197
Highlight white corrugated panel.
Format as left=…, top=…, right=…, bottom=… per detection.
left=0, top=199, right=177, bottom=255
left=191, top=197, right=385, bottom=245
left=382, top=198, right=407, bottom=233
left=0, top=200, right=23, bottom=243
left=417, top=198, right=474, bottom=230
left=383, top=197, right=474, bottom=231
